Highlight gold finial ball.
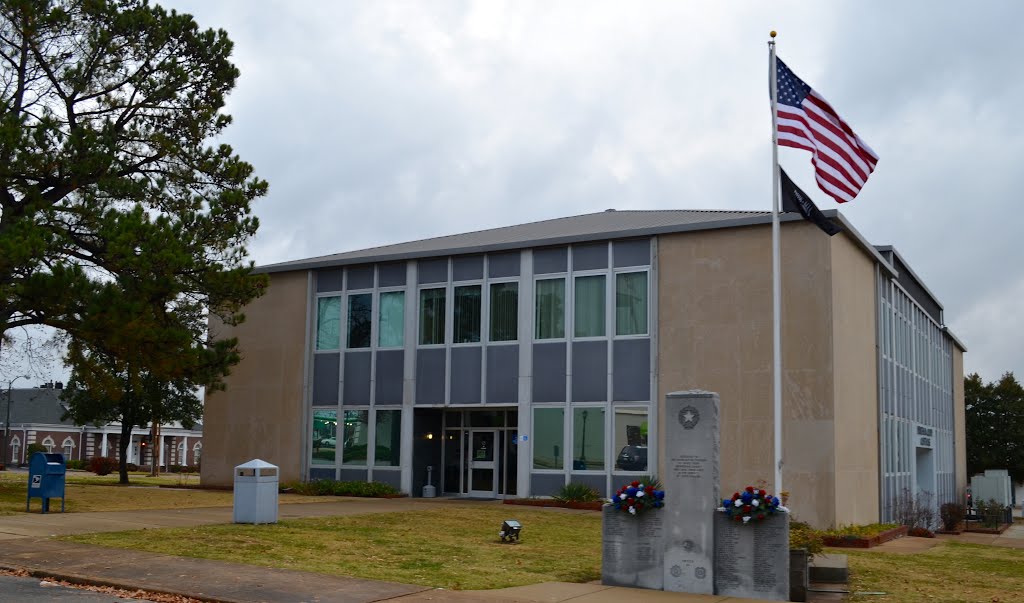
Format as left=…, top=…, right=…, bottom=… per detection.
left=770, top=30, right=777, bottom=38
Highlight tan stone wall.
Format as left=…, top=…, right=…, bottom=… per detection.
left=830, top=232, right=880, bottom=525
left=201, top=271, right=310, bottom=486
left=953, top=347, right=967, bottom=496
left=657, top=221, right=838, bottom=527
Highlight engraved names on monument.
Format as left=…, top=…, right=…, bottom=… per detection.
left=601, top=504, right=664, bottom=589
left=714, top=512, right=790, bottom=601
left=662, top=391, right=719, bottom=595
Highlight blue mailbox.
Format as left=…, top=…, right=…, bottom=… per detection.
left=26, top=452, right=66, bottom=513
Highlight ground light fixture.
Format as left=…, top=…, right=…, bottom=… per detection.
left=499, top=520, right=521, bottom=542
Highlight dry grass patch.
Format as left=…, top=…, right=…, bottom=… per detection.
left=68, top=506, right=602, bottom=590
left=845, top=541, right=1024, bottom=602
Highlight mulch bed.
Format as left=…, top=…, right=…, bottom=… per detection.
left=822, top=525, right=909, bottom=548
left=503, top=498, right=604, bottom=511
left=963, top=521, right=1012, bottom=534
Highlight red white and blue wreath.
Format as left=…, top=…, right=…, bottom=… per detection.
left=611, top=480, right=665, bottom=516
left=718, top=486, right=789, bottom=524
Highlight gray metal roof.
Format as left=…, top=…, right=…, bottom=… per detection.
left=257, top=209, right=779, bottom=273
left=0, top=388, right=71, bottom=425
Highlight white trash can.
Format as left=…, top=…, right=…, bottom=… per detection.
left=233, top=459, right=279, bottom=524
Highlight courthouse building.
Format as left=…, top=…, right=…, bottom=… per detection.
left=202, top=209, right=966, bottom=527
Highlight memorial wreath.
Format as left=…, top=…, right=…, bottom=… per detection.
left=718, top=486, right=788, bottom=524
left=610, top=480, right=665, bottom=516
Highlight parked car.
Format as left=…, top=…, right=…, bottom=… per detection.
left=616, top=445, right=647, bottom=471
left=320, top=437, right=336, bottom=447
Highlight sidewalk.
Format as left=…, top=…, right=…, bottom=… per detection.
left=0, top=498, right=819, bottom=603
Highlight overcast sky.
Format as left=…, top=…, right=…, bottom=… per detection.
left=5, top=1, right=1021, bottom=385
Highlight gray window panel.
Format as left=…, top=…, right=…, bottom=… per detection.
left=450, top=346, right=482, bottom=404
left=613, top=238, right=651, bottom=268
left=343, top=352, right=372, bottom=405
left=312, top=353, right=340, bottom=405
left=572, top=341, right=608, bottom=402
left=531, top=473, right=567, bottom=496
left=453, top=255, right=484, bottom=281
left=317, top=269, right=344, bottom=293
left=613, top=339, right=651, bottom=401
left=374, top=469, right=402, bottom=488
left=416, top=348, right=447, bottom=404
left=347, top=293, right=372, bottom=348
left=532, top=342, right=567, bottom=403
left=375, top=350, right=404, bottom=404
left=488, top=251, right=521, bottom=278
left=378, top=262, right=406, bottom=287
left=347, top=265, right=375, bottom=290
left=485, top=345, right=519, bottom=404
left=339, top=468, right=368, bottom=482
left=572, top=242, right=608, bottom=271
left=418, top=258, right=449, bottom=284
left=569, top=473, right=607, bottom=497
left=309, top=468, right=334, bottom=480
left=533, top=247, right=568, bottom=274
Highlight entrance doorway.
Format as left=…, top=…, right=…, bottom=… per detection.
left=468, top=430, right=497, bottom=497
left=440, top=409, right=518, bottom=498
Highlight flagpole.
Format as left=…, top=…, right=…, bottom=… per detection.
left=768, top=31, right=783, bottom=496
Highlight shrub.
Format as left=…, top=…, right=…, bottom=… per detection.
left=183, top=464, right=199, bottom=473
left=125, top=463, right=139, bottom=472
left=280, top=479, right=401, bottom=497
left=553, top=482, right=601, bottom=503
left=88, top=456, right=117, bottom=476
left=65, top=459, right=87, bottom=470
left=975, top=499, right=1005, bottom=528
left=940, top=502, right=965, bottom=531
left=789, top=520, right=824, bottom=558
left=908, top=526, right=935, bottom=538
left=893, top=488, right=936, bottom=530
left=27, top=443, right=46, bottom=456
left=819, top=523, right=902, bottom=539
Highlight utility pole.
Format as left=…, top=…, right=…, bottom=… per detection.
left=3, top=375, right=29, bottom=469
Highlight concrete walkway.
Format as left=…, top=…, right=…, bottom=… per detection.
left=0, top=498, right=813, bottom=603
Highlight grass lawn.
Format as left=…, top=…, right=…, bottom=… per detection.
left=0, top=471, right=336, bottom=514
left=845, top=541, right=1024, bottom=602
left=67, top=506, right=602, bottom=590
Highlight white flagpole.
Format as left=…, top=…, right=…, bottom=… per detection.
left=768, top=32, right=783, bottom=495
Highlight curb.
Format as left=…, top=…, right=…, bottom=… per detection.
left=0, top=561, right=234, bottom=603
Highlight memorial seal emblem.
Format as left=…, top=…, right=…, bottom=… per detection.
left=678, top=405, right=700, bottom=429
left=695, top=567, right=707, bottom=580
left=670, top=565, right=683, bottom=578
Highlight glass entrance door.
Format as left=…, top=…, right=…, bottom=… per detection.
left=468, top=429, right=497, bottom=497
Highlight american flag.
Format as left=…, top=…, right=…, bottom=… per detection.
left=774, top=57, right=878, bottom=203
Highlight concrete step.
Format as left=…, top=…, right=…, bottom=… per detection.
left=809, top=553, right=848, bottom=583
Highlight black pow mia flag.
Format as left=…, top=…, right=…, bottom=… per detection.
left=779, top=167, right=843, bottom=237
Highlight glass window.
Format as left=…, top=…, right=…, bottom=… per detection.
left=532, top=407, right=564, bottom=470
left=347, top=293, right=372, bottom=348
left=312, top=409, right=337, bottom=466
left=616, top=272, right=648, bottom=336
left=489, top=282, right=518, bottom=342
left=62, top=438, right=74, bottom=458
left=193, top=443, right=202, bottom=464
left=572, top=407, right=605, bottom=471
left=613, top=407, right=648, bottom=472
left=316, top=296, right=341, bottom=350
left=378, top=291, right=405, bottom=347
left=574, top=275, right=606, bottom=337
left=374, top=409, right=402, bottom=467
left=419, top=288, right=446, bottom=345
left=535, top=278, right=565, bottom=339
left=342, top=410, right=369, bottom=466
left=454, top=285, right=482, bottom=343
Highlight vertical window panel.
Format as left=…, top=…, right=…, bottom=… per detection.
left=489, top=282, right=519, bottom=341
left=342, top=410, right=369, bottom=466
left=347, top=293, right=372, bottom=348
left=374, top=410, right=402, bottom=467
left=312, top=409, right=337, bottom=466
left=419, top=288, right=446, bottom=345
left=572, top=407, right=605, bottom=471
left=615, top=272, right=648, bottom=335
left=574, top=275, right=606, bottom=337
left=532, top=407, right=564, bottom=469
left=316, top=296, right=341, bottom=350
left=454, top=285, right=482, bottom=343
left=535, top=278, right=565, bottom=339
left=613, top=407, right=648, bottom=472
left=378, top=291, right=405, bottom=347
